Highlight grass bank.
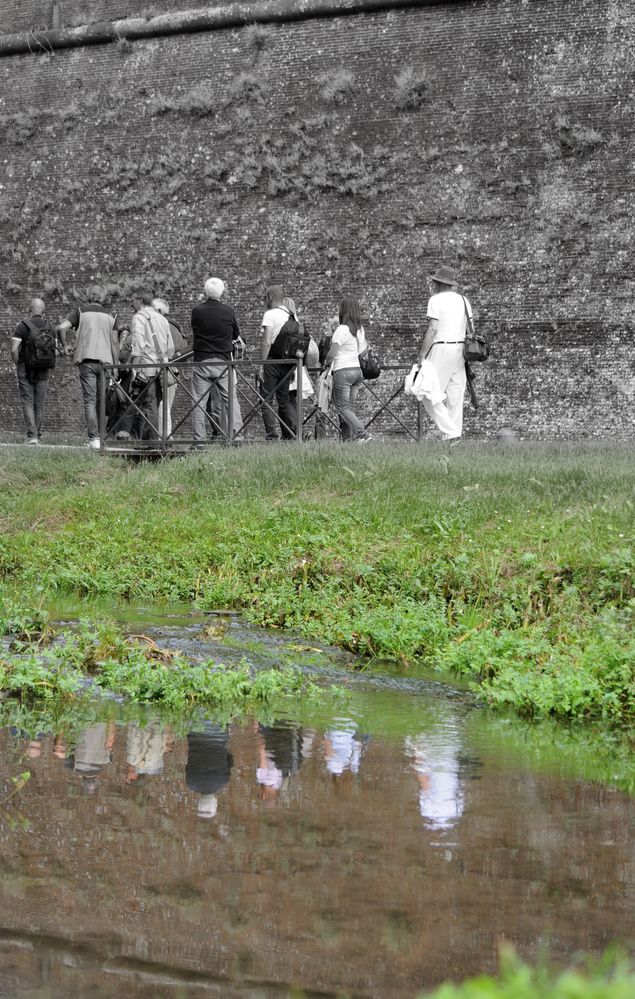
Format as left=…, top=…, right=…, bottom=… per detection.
left=420, top=949, right=634, bottom=999
left=0, top=443, right=633, bottom=727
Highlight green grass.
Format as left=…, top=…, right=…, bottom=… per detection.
left=420, top=949, right=634, bottom=999
left=0, top=442, right=633, bottom=726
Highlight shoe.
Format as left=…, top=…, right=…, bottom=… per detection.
left=116, top=431, right=131, bottom=440
left=85, top=438, right=101, bottom=450
left=26, top=437, right=39, bottom=446
left=190, top=443, right=206, bottom=452
left=449, top=436, right=462, bottom=447
left=355, top=432, right=372, bottom=444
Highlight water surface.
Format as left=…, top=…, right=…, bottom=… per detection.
left=0, top=612, right=633, bottom=998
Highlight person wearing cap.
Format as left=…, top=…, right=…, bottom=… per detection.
left=417, top=265, right=473, bottom=442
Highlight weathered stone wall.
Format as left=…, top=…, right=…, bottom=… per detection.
left=0, top=0, right=633, bottom=440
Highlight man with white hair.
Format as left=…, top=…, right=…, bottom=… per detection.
left=190, top=277, right=244, bottom=447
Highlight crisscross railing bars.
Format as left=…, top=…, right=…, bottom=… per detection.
left=96, top=359, right=424, bottom=450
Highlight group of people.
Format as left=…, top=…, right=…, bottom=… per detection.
left=10, top=264, right=473, bottom=447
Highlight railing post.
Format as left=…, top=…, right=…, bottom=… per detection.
left=296, top=357, right=303, bottom=443
left=98, top=364, right=106, bottom=449
left=417, top=401, right=422, bottom=442
left=161, top=362, right=168, bottom=449
left=227, top=360, right=234, bottom=445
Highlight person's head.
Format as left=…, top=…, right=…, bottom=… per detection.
left=81, top=775, right=100, bottom=796
left=429, top=265, right=457, bottom=294
left=132, top=290, right=153, bottom=311
left=197, top=793, right=218, bottom=819
left=339, top=295, right=362, bottom=335
left=86, top=284, right=106, bottom=305
left=282, top=296, right=297, bottom=319
left=152, top=297, right=170, bottom=316
left=204, top=278, right=225, bottom=301
left=265, top=284, right=284, bottom=309
left=30, top=297, right=45, bottom=317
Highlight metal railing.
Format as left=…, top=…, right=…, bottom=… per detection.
left=96, top=357, right=423, bottom=451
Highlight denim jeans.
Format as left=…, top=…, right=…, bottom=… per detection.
left=261, top=363, right=297, bottom=440
left=332, top=367, right=365, bottom=439
left=78, top=360, right=105, bottom=439
left=16, top=364, right=48, bottom=439
left=192, top=360, right=244, bottom=443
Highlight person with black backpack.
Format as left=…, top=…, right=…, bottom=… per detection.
left=10, top=297, right=62, bottom=445
left=260, top=288, right=310, bottom=441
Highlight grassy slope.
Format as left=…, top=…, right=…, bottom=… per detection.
left=0, top=442, right=633, bottom=725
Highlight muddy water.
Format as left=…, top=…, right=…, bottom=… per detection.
left=0, top=612, right=633, bottom=999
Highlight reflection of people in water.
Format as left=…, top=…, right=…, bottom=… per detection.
left=126, top=721, right=174, bottom=784
left=256, top=721, right=304, bottom=803
left=323, top=719, right=365, bottom=777
left=185, top=723, right=233, bottom=818
left=68, top=721, right=116, bottom=795
left=404, top=730, right=465, bottom=831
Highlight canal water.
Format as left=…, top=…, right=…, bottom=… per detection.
left=0, top=609, right=633, bottom=998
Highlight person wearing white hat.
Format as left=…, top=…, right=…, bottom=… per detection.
left=417, top=265, right=473, bottom=442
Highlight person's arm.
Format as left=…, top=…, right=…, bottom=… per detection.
left=260, top=322, right=274, bottom=361
left=110, top=323, right=120, bottom=367
left=418, top=318, right=438, bottom=364
left=10, top=336, right=21, bottom=365
left=56, top=326, right=69, bottom=354
left=56, top=308, right=77, bottom=356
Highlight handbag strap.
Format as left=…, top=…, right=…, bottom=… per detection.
left=462, top=296, right=475, bottom=339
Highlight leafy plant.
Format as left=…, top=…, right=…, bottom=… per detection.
left=319, top=69, right=356, bottom=104
left=394, top=66, right=428, bottom=111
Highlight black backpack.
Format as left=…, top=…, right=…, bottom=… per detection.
left=270, top=314, right=311, bottom=361
left=22, top=318, right=57, bottom=371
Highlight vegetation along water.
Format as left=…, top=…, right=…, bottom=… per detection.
left=0, top=441, right=632, bottom=730
left=0, top=441, right=633, bottom=997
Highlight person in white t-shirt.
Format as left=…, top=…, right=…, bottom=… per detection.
left=417, top=265, right=472, bottom=442
left=259, top=284, right=296, bottom=440
left=325, top=295, right=372, bottom=443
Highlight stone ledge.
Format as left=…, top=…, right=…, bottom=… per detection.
left=0, top=0, right=458, bottom=57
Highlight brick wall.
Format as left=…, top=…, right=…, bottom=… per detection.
left=0, top=0, right=633, bottom=440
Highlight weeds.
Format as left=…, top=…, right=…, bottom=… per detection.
left=420, top=947, right=634, bottom=999
left=394, top=66, right=428, bottom=111
left=0, top=444, right=632, bottom=727
left=0, top=618, right=323, bottom=714
left=556, top=115, right=605, bottom=156
left=319, top=68, right=356, bottom=104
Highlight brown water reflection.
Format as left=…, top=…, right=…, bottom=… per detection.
left=0, top=707, right=633, bottom=999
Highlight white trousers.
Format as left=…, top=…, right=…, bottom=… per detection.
left=423, top=343, right=466, bottom=439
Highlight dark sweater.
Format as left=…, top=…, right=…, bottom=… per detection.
left=191, top=298, right=240, bottom=361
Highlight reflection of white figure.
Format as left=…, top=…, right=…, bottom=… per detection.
left=324, top=720, right=363, bottom=776
left=405, top=733, right=465, bottom=831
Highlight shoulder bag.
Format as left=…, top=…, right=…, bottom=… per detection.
left=357, top=329, right=381, bottom=380
left=462, top=297, right=489, bottom=363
